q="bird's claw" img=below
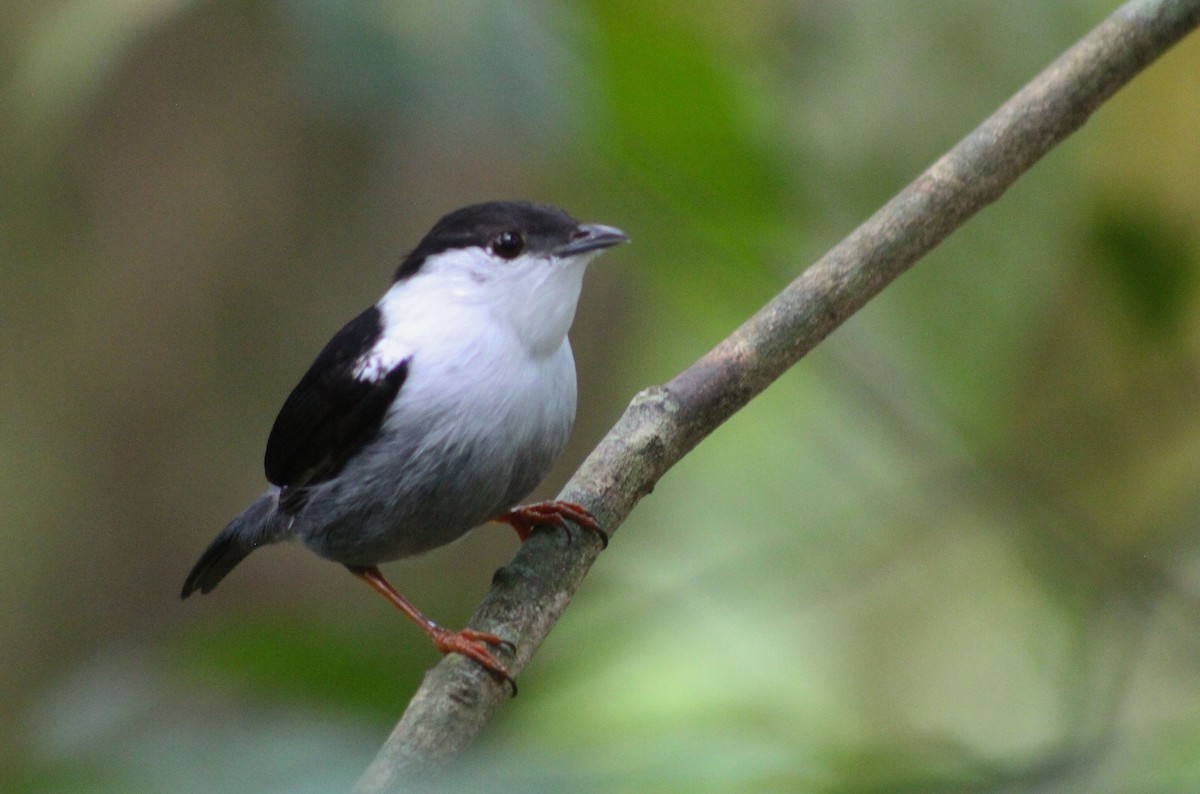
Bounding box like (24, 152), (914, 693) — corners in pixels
(496, 500), (609, 549)
(432, 626), (518, 696)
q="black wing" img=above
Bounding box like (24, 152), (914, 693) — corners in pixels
(264, 305), (409, 496)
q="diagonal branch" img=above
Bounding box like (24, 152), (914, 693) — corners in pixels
(356, 0), (1200, 789)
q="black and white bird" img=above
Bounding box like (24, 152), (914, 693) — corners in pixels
(181, 200), (627, 683)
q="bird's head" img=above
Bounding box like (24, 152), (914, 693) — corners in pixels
(395, 201), (627, 355)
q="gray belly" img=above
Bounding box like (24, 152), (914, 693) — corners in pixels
(291, 386), (573, 567)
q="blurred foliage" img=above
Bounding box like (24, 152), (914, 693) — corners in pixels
(5, 1), (1200, 792)
(1089, 200), (1197, 337)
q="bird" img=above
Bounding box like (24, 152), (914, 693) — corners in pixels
(181, 200), (627, 685)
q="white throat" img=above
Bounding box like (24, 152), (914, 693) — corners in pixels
(418, 246), (595, 357)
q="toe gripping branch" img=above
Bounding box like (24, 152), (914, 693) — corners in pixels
(494, 500), (609, 549)
(349, 565), (518, 695)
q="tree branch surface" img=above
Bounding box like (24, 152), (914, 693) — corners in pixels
(356, 1), (1200, 789)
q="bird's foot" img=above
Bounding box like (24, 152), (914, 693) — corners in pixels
(495, 500), (608, 549)
(431, 626), (517, 694)
(348, 565), (517, 694)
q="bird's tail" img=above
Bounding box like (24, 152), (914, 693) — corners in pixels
(180, 492), (285, 598)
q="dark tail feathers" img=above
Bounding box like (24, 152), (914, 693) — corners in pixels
(180, 493), (281, 598)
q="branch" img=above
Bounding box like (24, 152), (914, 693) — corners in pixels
(356, 0), (1200, 788)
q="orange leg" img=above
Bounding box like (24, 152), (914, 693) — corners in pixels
(494, 500), (608, 549)
(348, 565), (515, 692)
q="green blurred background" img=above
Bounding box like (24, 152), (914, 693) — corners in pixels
(5, 1), (1200, 791)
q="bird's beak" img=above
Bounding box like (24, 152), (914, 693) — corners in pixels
(556, 224), (629, 257)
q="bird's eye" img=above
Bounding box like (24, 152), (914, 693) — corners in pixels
(491, 231), (525, 260)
